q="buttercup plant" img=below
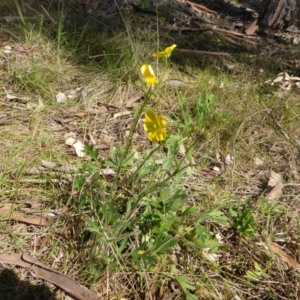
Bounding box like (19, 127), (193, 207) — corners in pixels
(75, 44), (219, 299)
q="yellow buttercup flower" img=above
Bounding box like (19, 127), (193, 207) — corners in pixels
(141, 64), (159, 86)
(144, 110), (167, 143)
(152, 44), (177, 58)
(141, 64), (155, 78)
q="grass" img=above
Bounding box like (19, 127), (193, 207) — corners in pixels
(1, 1), (300, 300)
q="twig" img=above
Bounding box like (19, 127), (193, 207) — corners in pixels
(177, 48), (231, 56)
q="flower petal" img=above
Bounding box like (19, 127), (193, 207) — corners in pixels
(143, 110), (167, 143)
(141, 64), (155, 78)
(145, 76), (159, 86)
(152, 44), (177, 58)
(145, 109), (157, 122)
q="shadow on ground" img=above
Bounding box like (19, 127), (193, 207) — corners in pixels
(0, 268), (54, 300)
(1, 0), (300, 76)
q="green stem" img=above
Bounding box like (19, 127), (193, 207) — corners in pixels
(131, 142), (162, 183)
(110, 88), (154, 194)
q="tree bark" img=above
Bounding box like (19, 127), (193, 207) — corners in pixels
(129, 0), (300, 31)
(258, 0), (300, 31)
(60, 0), (300, 35)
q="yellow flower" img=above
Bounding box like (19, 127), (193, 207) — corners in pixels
(144, 110), (167, 143)
(141, 64), (159, 86)
(152, 44), (177, 58)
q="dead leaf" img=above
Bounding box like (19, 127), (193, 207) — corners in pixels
(0, 254), (98, 300)
(73, 141), (85, 157)
(3, 45), (12, 54)
(64, 133), (86, 157)
(123, 90), (145, 108)
(273, 74), (284, 83)
(268, 171), (282, 187)
(264, 171), (284, 201)
(265, 182), (284, 200)
(0, 203), (50, 226)
(41, 160), (58, 169)
(267, 72), (300, 93)
(65, 137), (76, 146)
(66, 87), (82, 100)
(56, 92), (67, 103)
(266, 241), (300, 272)
(245, 19), (258, 35)
(225, 154), (234, 166)
(291, 76), (300, 81)
(254, 157), (263, 166)
(41, 160), (77, 173)
(163, 79), (184, 89)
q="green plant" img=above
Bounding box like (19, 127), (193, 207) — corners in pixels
(228, 201), (257, 239)
(70, 49), (230, 296)
(246, 262), (268, 282)
(177, 90), (217, 137)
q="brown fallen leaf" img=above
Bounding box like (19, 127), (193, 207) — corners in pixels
(265, 181), (284, 200)
(0, 254), (99, 300)
(268, 171), (282, 187)
(123, 90), (145, 108)
(264, 171), (284, 201)
(0, 203), (50, 226)
(266, 241), (300, 272)
(245, 19), (258, 35)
